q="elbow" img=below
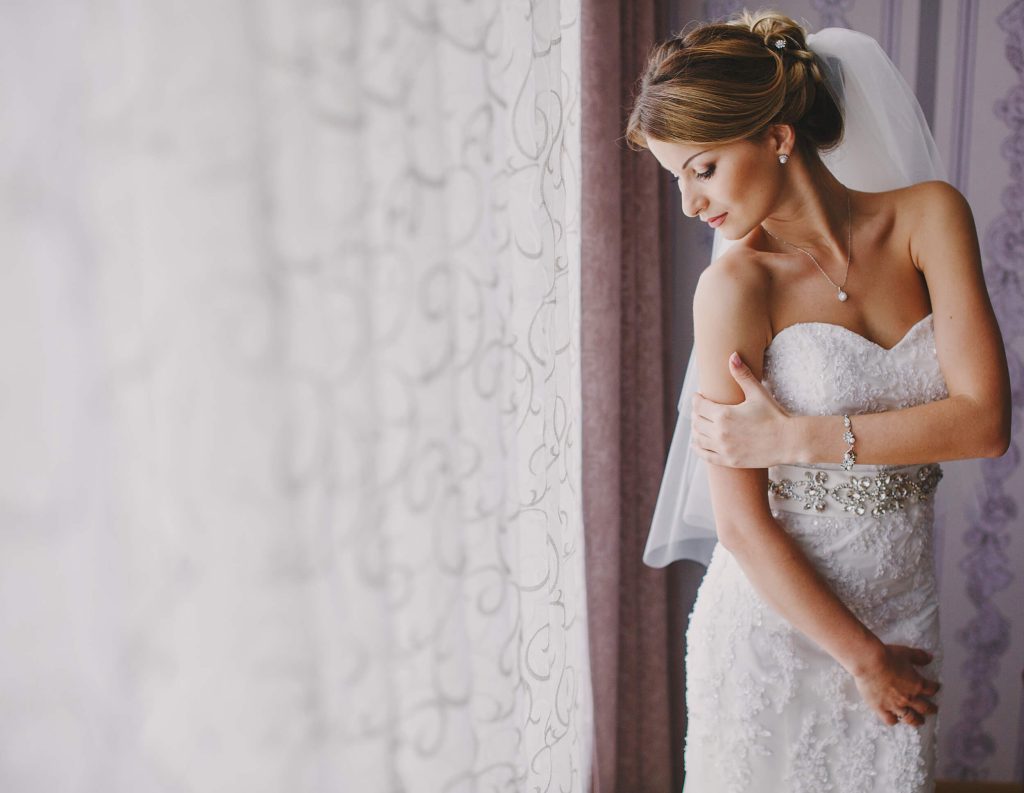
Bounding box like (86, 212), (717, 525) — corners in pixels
(717, 524), (741, 554)
(982, 399), (1012, 458)
(960, 392), (1012, 458)
(716, 518), (755, 556)
(984, 418), (1011, 458)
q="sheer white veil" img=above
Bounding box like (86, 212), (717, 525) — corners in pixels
(643, 27), (948, 568)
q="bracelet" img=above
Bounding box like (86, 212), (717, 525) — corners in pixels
(841, 414), (857, 471)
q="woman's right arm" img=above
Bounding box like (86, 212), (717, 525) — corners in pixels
(693, 258), (940, 727)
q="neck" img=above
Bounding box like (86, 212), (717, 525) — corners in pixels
(759, 153), (851, 260)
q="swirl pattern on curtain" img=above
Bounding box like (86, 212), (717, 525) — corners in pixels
(0, 1), (589, 790)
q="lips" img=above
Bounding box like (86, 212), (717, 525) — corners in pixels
(706, 212), (727, 227)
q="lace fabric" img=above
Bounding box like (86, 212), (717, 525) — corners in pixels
(681, 315), (946, 793)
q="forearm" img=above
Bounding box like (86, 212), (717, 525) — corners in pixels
(791, 394), (1009, 466)
(721, 515), (884, 676)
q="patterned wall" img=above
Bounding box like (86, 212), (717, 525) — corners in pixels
(665, 0), (1024, 782)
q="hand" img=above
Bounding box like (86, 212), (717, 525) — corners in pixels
(690, 351), (793, 468)
(852, 644), (941, 728)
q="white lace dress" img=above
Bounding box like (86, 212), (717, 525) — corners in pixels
(682, 313), (949, 793)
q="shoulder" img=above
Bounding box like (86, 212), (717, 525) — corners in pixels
(900, 179), (970, 217)
(868, 179), (968, 220)
(692, 247), (772, 376)
(899, 180), (977, 270)
(895, 180), (972, 231)
(694, 246), (771, 314)
(862, 180), (974, 272)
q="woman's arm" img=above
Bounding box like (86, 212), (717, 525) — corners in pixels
(692, 181), (1011, 469)
(692, 256), (939, 727)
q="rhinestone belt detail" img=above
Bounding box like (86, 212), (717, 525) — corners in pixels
(768, 463), (943, 517)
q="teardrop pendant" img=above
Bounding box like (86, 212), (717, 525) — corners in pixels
(837, 290), (849, 302)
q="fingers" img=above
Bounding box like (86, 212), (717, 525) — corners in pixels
(689, 435), (719, 463)
(908, 696), (939, 716)
(921, 679), (942, 697)
(895, 707), (924, 727)
(863, 644), (943, 729)
(728, 352), (757, 393)
(909, 648), (934, 666)
(894, 697), (937, 727)
(881, 706), (922, 728)
(886, 691), (939, 728)
(890, 644), (933, 665)
(728, 351), (751, 376)
(691, 392), (720, 422)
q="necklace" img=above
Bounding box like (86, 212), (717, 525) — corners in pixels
(761, 188), (852, 302)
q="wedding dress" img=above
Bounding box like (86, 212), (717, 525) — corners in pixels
(681, 313), (948, 793)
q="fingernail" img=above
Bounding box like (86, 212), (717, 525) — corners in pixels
(729, 352), (740, 366)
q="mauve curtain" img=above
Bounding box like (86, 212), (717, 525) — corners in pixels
(582, 1), (693, 791)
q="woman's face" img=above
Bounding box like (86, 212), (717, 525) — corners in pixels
(646, 134), (783, 240)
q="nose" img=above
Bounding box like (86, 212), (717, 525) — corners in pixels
(679, 183), (706, 219)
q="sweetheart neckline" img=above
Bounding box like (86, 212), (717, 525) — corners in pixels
(766, 312), (933, 354)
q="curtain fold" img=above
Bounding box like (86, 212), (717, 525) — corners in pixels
(581, 0), (688, 790)
(0, 1), (590, 790)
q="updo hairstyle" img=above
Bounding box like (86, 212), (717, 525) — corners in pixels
(624, 10), (843, 159)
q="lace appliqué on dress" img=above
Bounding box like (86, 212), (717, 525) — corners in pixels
(682, 315), (946, 793)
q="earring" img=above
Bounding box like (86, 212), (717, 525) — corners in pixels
(778, 153), (789, 164)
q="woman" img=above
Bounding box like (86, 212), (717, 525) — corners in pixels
(625, 10), (1010, 793)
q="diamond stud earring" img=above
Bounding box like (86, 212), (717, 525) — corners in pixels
(778, 153), (790, 164)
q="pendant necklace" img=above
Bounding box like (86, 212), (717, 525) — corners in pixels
(762, 187), (852, 302)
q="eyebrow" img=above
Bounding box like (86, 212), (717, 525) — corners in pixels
(680, 149), (711, 171)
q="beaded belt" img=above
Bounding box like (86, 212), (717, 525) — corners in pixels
(767, 462), (943, 518)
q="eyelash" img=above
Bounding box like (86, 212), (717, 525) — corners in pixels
(671, 165), (715, 183)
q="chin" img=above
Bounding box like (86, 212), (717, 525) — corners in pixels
(730, 222), (761, 242)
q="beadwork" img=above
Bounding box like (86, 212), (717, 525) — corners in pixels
(768, 464), (943, 517)
(841, 414), (857, 471)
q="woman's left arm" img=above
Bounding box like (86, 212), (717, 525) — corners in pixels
(692, 181), (1011, 468)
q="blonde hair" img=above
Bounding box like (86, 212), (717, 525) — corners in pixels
(624, 9), (843, 156)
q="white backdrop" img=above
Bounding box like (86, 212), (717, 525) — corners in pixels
(0, 1), (591, 790)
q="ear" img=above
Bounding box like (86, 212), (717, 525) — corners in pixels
(765, 123), (797, 157)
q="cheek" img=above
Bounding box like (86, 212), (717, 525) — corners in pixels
(714, 168), (751, 203)
(723, 168), (775, 213)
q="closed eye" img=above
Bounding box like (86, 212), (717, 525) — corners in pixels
(695, 165), (715, 181)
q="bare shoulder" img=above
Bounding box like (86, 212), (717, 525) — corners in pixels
(898, 180), (978, 271)
(857, 180), (975, 274)
(868, 179), (968, 218)
(694, 245), (771, 313)
(908, 180), (974, 230)
(692, 246), (772, 383)
(898, 179), (970, 217)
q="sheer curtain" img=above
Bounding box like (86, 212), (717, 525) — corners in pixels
(0, 1), (590, 790)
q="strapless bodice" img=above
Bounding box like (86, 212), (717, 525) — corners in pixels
(762, 313), (948, 416)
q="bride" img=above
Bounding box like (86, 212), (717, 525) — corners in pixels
(625, 10), (1010, 793)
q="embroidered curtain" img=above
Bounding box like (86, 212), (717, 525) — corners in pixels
(0, 1), (590, 789)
